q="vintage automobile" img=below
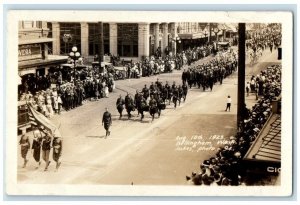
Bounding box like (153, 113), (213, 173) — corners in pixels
(217, 41), (230, 51)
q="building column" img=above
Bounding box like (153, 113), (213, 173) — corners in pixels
(52, 22), (60, 55)
(80, 22), (89, 58)
(109, 22), (118, 56)
(42, 43), (48, 59)
(154, 23), (160, 51)
(138, 23), (150, 60)
(161, 23), (169, 57)
(170, 23), (177, 55)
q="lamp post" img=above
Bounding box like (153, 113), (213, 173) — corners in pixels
(222, 28), (226, 42)
(69, 46), (81, 81)
(204, 30), (208, 44)
(175, 36), (181, 54)
(211, 27), (220, 42)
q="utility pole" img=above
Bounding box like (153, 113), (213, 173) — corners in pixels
(98, 22), (104, 72)
(237, 23), (246, 128)
(208, 23), (211, 43)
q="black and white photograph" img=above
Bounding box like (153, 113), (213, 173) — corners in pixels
(5, 10), (293, 196)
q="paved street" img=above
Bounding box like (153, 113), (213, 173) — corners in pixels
(17, 48), (280, 185)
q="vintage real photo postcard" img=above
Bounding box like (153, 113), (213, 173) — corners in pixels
(5, 10), (293, 196)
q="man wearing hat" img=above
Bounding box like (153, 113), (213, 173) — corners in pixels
(52, 137), (62, 171)
(19, 134), (30, 168)
(102, 108), (112, 137)
(31, 127), (43, 168)
(41, 132), (52, 171)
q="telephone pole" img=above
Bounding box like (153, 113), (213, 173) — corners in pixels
(237, 23), (246, 128)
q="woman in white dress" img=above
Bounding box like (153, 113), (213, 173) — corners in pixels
(46, 95), (54, 117)
(104, 84), (109, 98)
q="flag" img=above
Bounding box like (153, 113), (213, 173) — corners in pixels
(27, 102), (62, 138)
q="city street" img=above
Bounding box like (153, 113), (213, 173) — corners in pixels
(17, 48), (280, 185)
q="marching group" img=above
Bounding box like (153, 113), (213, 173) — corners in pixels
(115, 49), (236, 123)
(181, 50), (237, 91)
(19, 126), (62, 171)
(115, 80), (189, 122)
(246, 24), (282, 64)
(186, 64), (282, 186)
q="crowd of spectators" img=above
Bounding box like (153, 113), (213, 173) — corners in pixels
(109, 44), (214, 79)
(19, 44), (216, 118)
(186, 64), (282, 186)
(246, 24), (282, 62)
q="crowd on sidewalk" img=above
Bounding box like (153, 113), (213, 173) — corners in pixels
(18, 43), (216, 118)
(186, 64), (282, 186)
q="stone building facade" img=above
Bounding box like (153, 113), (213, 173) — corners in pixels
(49, 22), (223, 63)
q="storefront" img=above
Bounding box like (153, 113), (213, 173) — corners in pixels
(18, 39), (68, 94)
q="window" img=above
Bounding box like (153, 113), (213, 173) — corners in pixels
(60, 23), (81, 55)
(117, 23), (138, 57)
(23, 21), (34, 29)
(88, 23), (110, 56)
(36, 21), (43, 29)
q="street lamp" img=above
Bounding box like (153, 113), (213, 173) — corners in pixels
(69, 46), (81, 80)
(211, 27), (220, 42)
(204, 30), (208, 44)
(174, 36), (181, 54)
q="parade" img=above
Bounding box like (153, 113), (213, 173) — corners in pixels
(15, 20), (284, 188)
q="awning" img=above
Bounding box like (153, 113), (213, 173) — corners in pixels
(178, 33), (193, 39)
(19, 55), (68, 69)
(19, 38), (54, 45)
(19, 67), (36, 76)
(178, 32), (218, 40)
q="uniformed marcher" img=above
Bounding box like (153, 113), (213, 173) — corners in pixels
(178, 85), (183, 106)
(116, 95), (125, 119)
(52, 137), (62, 171)
(125, 94), (134, 119)
(142, 84), (150, 100)
(19, 134), (30, 168)
(140, 96), (148, 121)
(149, 95), (158, 121)
(172, 86), (179, 108)
(102, 108), (112, 137)
(157, 95), (165, 117)
(182, 83), (188, 102)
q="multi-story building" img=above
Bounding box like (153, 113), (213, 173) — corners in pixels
(49, 22), (229, 63)
(18, 21), (68, 79)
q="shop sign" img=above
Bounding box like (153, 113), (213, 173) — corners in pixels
(18, 44), (42, 61)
